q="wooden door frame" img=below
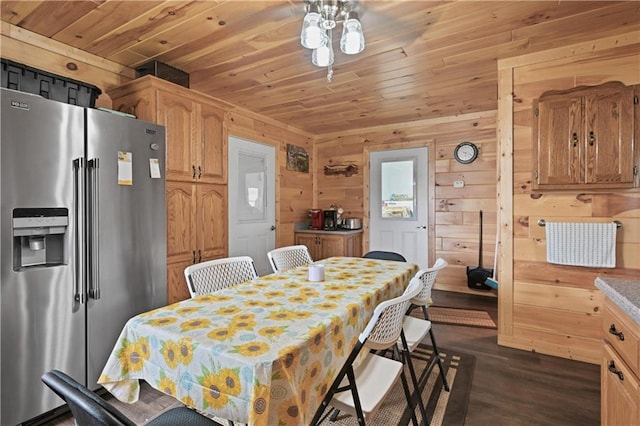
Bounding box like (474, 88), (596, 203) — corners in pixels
(495, 31), (638, 343)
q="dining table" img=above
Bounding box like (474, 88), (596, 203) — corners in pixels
(98, 256), (419, 425)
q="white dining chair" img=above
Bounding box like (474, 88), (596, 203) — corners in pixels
(311, 278), (424, 426)
(403, 258), (450, 392)
(183, 256), (258, 298)
(267, 245), (313, 273)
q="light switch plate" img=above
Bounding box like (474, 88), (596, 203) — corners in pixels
(453, 180), (465, 188)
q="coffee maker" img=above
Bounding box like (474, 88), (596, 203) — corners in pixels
(323, 210), (338, 230)
(309, 209), (323, 230)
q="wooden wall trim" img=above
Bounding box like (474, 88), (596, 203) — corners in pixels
(498, 30), (640, 70)
(496, 66), (514, 337)
(1, 21), (134, 78)
(316, 110), (497, 140)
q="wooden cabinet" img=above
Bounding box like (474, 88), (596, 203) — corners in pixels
(110, 77), (229, 304)
(166, 181), (227, 303)
(295, 231), (362, 260)
(601, 299), (640, 426)
(533, 81), (637, 190)
(110, 76), (227, 184)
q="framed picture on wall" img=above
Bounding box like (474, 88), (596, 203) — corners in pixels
(286, 143), (309, 173)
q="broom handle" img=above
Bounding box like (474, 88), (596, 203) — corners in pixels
(479, 210), (483, 268)
(492, 225), (499, 279)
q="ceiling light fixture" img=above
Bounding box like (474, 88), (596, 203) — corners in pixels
(300, 0), (365, 83)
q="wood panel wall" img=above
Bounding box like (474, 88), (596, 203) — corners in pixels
(497, 32), (640, 364)
(314, 111), (498, 295)
(1, 25), (313, 250)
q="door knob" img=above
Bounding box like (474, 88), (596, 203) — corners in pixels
(270, 225), (276, 231)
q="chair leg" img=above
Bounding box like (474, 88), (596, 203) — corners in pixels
(421, 306), (450, 392)
(399, 331), (429, 426)
(344, 366), (367, 426)
(393, 346), (420, 426)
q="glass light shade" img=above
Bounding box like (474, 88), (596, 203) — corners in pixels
(300, 12), (327, 49)
(312, 44), (334, 67)
(340, 18), (365, 54)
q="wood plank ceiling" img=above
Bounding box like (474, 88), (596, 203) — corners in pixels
(1, 1), (637, 135)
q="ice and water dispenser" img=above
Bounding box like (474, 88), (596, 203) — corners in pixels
(12, 208), (68, 270)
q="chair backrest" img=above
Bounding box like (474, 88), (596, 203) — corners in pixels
(267, 245), (313, 273)
(359, 278), (423, 350)
(184, 256), (258, 298)
(41, 370), (135, 426)
(411, 257), (448, 307)
(362, 251), (407, 262)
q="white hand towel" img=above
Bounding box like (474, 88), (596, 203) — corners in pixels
(545, 222), (617, 268)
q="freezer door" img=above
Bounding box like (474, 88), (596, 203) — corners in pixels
(85, 109), (167, 388)
(1, 88), (86, 425)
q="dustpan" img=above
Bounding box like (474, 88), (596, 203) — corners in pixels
(467, 210), (493, 291)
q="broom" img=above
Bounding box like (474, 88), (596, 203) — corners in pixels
(485, 224), (499, 289)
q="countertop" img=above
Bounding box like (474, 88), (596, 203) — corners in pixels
(295, 228), (363, 235)
(595, 277), (640, 325)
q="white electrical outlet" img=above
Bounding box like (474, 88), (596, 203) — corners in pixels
(453, 180), (465, 188)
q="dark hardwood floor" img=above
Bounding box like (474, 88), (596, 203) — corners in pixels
(43, 290), (600, 425)
(431, 289), (600, 426)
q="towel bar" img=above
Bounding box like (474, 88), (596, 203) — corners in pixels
(537, 219), (622, 228)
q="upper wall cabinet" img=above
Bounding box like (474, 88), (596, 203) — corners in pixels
(533, 81), (637, 190)
(109, 76), (227, 184)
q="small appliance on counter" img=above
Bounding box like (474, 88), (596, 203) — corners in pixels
(342, 217), (362, 230)
(324, 210), (338, 230)
(309, 209), (323, 230)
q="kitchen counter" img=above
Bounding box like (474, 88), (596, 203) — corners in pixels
(295, 228), (363, 235)
(595, 277), (640, 325)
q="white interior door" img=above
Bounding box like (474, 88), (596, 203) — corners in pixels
(369, 147), (429, 268)
(228, 136), (276, 275)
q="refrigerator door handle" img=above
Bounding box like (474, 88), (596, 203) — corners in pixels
(73, 158), (85, 304)
(88, 158), (100, 300)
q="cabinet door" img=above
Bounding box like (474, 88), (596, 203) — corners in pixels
(199, 102), (227, 184)
(320, 235), (345, 259)
(602, 344), (639, 426)
(157, 91), (198, 182)
(196, 183), (227, 260)
(167, 260), (192, 304)
(344, 234), (363, 257)
(584, 85), (634, 185)
(296, 234), (321, 261)
(534, 95), (583, 187)
(166, 181), (196, 264)
(110, 88), (156, 121)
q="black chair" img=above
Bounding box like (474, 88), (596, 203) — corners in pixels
(41, 370), (223, 426)
(363, 250), (407, 262)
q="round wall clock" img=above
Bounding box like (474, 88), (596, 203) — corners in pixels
(454, 142), (478, 164)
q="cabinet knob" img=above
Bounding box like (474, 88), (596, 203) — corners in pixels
(192, 165), (197, 179)
(607, 360), (624, 381)
(198, 166), (202, 178)
(572, 132), (578, 147)
(192, 250), (197, 263)
(608, 324), (625, 341)
(589, 131), (595, 146)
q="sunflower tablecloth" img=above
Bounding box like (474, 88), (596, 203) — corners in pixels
(98, 257), (418, 425)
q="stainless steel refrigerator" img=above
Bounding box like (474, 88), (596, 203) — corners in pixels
(0, 88), (167, 425)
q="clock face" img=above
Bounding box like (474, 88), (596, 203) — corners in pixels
(454, 142), (478, 164)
